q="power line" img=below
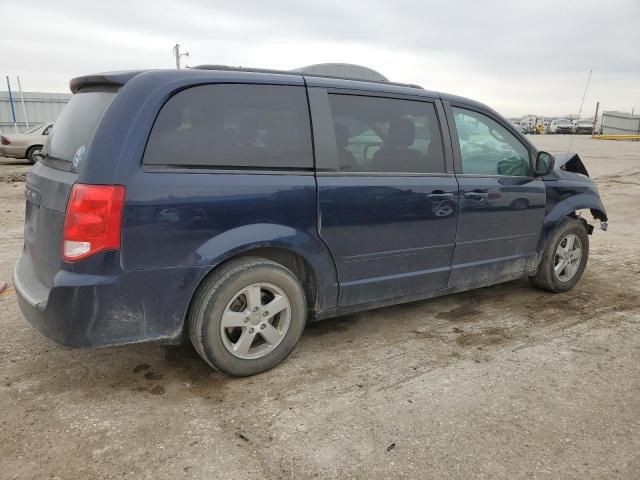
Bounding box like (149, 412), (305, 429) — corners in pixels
(567, 69), (592, 154)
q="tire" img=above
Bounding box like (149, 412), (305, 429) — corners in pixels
(530, 217), (589, 293)
(188, 257), (307, 376)
(26, 145), (43, 164)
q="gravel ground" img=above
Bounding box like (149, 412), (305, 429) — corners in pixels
(1, 135), (639, 479)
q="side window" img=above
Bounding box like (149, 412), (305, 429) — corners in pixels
(42, 125), (52, 136)
(328, 94), (445, 173)
(143, 84), (313, 169)
(452, 107), (530, 176)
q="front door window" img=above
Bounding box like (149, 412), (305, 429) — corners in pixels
(453, 107), (530, 177)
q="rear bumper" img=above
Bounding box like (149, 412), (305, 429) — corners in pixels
(14, 251), (203, 348)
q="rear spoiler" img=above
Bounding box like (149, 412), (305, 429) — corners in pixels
(69, 70), (147, 94)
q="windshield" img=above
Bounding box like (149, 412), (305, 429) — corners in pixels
(22, 123), (45, 134)
(41, 91), (115, 171)
(556, 119), (571, 125)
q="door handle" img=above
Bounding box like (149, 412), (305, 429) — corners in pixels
(427, 192), (454, 200)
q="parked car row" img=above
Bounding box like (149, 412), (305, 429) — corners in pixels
(514, 118), (594, 135)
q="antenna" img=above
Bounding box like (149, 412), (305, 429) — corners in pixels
(567, 69), (592, 154)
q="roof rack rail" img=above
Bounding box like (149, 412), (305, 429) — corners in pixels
(191, 64), (424, 90)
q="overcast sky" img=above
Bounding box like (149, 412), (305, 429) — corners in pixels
(2, 0), (638, 117)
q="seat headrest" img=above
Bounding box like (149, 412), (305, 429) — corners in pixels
(386, 118), (415, 148)
(334, 123), (349, 149)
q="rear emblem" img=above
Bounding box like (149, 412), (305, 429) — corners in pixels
(73, 145), (86, 169)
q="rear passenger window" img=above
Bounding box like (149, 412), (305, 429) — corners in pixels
(328, 94), (445, 173)
(143, 84), (313, 169)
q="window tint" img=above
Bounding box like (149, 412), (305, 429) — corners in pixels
(452, 107), (530, 176)
(328, 94), (445, 173)
(143, 84), (313, 169)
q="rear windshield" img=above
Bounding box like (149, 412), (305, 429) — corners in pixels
(22, 123), (45, 134)
(41, 91), (115, 171)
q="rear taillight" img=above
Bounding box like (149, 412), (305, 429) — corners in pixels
(1, 136), (10, 145)
(62, 184), (125, 262)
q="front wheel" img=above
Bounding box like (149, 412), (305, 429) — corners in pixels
(188, 257), (307, 376)
(531, 218), (589, 292)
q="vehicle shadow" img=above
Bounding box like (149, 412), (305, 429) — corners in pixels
(16, 270), (637, 404)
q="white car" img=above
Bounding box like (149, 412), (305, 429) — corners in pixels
(573, 119), (593, 135)
(549, 119), (573, 134)
(0, 123), (53, 163)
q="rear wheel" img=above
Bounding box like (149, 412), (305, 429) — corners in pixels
(531, 218), (589, 292)
(188, 257), (307, 376)
(26, 145), (43, 164)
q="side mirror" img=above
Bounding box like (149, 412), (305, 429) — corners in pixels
(535, 151), (555, 176)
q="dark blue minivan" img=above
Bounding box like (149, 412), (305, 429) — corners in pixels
(14, 66), (607, 376)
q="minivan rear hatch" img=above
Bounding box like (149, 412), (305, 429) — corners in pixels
(23, 90), (115, 287)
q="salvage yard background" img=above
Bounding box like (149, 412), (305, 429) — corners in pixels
(1, 135), (639, 479)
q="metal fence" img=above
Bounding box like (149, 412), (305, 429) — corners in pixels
(0, 91), (71, 134)
(601, 111), (640, 135)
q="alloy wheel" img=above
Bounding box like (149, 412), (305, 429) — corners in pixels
(553, 233), (583, 282)
(219, 283), (291, 359)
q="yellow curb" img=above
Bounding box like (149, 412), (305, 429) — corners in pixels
(592, 135), (640, 141)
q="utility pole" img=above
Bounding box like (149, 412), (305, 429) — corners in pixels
(16, 76), (29, 128)
(5, 76), (18, 132)
(172, 43), (189, 69)
(592, 101), (599, 136)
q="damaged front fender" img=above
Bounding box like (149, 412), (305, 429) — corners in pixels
(551, 152), (590, 177)
(544, 152), (608, 221)
(536, 152), (608, 251)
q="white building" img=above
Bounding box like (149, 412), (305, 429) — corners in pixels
(0, 91), (71, 134)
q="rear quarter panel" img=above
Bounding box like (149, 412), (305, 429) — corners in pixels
(120, 169), (339, 313)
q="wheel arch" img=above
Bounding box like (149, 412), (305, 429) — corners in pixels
(538, 199), (606, 253)
(214, 246), (320, 310)
(180, 225), (339, 339)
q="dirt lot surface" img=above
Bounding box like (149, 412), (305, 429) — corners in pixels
(1, 136), (639, 479)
